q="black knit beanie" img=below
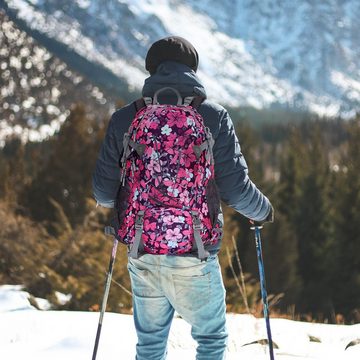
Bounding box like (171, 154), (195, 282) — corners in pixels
(145, 36), (199, 75)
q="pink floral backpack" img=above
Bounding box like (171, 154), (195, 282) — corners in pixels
(114, 87), (221, 260)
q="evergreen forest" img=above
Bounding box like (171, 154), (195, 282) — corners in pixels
(1, 104), (360, 324)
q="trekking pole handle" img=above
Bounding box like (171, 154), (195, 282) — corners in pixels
(249, 219), (263, 230)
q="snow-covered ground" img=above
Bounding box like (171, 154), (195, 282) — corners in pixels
(1, 285), (359, 360)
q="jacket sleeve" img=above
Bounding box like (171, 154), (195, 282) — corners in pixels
(213, 109), (271, 222)
(92, 116), (122, 208)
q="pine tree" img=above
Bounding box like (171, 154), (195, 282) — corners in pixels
(277, 128), (304, 219)
(288, 125), (334, 319)
(330, 119), (360, 321)
(0, 137), (26, 205)
(22, 104), (102, 228)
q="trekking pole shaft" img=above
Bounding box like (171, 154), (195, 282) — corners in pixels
(254, 226), (275, 360)
(92, 238), (119, 360)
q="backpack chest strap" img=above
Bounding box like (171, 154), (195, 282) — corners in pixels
(193, 127), (215, 164)
(122, 133), (146, 157)
(193, 142), (208, 159)
(120, 133), (147, 184)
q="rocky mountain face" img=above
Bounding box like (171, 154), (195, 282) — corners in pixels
(1, 0), (360, 137)
(0, 10), (118, 145)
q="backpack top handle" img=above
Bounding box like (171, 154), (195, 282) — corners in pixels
(138, 87), (204, 111)
(152, 87), (183, 105)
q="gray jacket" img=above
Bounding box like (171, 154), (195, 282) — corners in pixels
(92, 61), (272, 253)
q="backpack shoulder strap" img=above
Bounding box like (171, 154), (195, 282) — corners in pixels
(133, 98), (146, 112)
(190, 96), (205, 110)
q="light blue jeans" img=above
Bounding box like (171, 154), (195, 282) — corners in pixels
(127, 254), (227, 360)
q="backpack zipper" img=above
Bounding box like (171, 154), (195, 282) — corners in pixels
(148, 194), (185, 210)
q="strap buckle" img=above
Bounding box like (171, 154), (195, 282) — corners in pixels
(191, 211), (209, 261)
(135, 211), (145, 229)
(191, 211), (202, 230)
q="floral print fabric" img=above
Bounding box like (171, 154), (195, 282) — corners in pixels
(117, 104), (221, 255)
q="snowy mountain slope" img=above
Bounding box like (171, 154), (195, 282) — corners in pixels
(2, 0), (360, 117)
(0, 10), (116, 145)
(1, 285), (360, 360)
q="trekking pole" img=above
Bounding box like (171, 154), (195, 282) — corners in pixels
(251, 223), (275, 360)
(92, 227), (118, 360)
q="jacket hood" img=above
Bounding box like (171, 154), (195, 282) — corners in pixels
(145, 36), (199, 75)
(142, 61), (207, 99)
